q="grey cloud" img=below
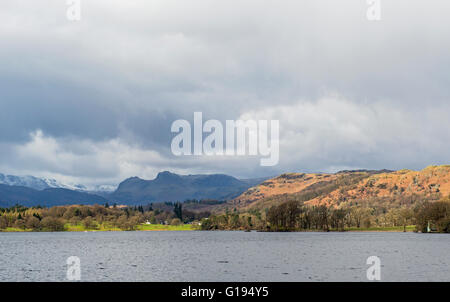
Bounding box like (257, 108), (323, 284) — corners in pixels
(0, 0), (449, 185)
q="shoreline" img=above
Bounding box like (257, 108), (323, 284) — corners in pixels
(0, 226), (419, 233)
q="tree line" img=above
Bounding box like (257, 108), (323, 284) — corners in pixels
(2, 197), (449, 233)
(201, 196), (450, 233)
(0, 202), (209, 232)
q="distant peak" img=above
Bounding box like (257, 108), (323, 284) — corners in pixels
(120, 176), (143, 184)
(156, 171), (177, 177)
(155, 171), (182, 183)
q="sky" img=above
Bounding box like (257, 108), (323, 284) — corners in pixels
(0, 0), (449, 188)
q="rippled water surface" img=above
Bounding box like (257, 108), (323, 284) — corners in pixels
(0, 231), (449, 281)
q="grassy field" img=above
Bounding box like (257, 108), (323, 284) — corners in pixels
(345, 225), (416, 232)
(1, 224), (414, 232)
(0, 223), (197, 232)
(63, 223), (196, 232)
(137, 224), (196, 231)
(1, 227), (32, 232)
(64, 223), (122, 232)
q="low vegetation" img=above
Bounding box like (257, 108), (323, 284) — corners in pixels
(0, 203), (202, 232)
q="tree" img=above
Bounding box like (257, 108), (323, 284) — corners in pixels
(170, 218), (182, 226)
(116, 215), (139, 231)
(173, 202), (183, 220)
(350, 207), (372, 228)
(331, 208), (347, 231)
(230, 213), (241, 229)
(25, 216), (41, 231)
(14, 218), (26, 230)
(41, 217), (65, 232)
(398, 208), (413, 232)
(316, 205), (330, 231)
(82, 216), (96, 230)
(0, 216), (8, 229)
(414, 200), (450, 233)
(247, 216), (253, 228)
(286, 200), (301, 230)
(267, 200), (301, 231)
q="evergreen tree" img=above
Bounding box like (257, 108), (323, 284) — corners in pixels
(173, 202), (182, 220)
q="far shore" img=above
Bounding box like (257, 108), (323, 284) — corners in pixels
(0, 225), (418, 233)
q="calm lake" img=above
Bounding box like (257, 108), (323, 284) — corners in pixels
(0, 231), (449, 282)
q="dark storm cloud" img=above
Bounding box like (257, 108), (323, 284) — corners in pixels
(0, 0), (449, 186)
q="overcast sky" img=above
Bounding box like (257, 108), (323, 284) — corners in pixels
(1, 0), (449, 187)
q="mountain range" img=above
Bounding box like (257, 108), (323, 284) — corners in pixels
(0, 173), (115, 192)
(110, 171), (267, 204)
(0, 173), (85, 191)
(0, 171), (268, 207)
(2, 166), (449, 209)
(0, 184), (107, 207)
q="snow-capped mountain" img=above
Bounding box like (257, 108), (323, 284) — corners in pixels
(0, 173), (115, 192)
(0, 173), (53, 190)
(91, 184), (117, 192)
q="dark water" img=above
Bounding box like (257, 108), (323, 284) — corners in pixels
(0, 231), (449, 282)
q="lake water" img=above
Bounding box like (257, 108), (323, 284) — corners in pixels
(0, 231), (449, 282)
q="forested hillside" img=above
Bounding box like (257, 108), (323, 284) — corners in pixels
(202, 166), (450, 232)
